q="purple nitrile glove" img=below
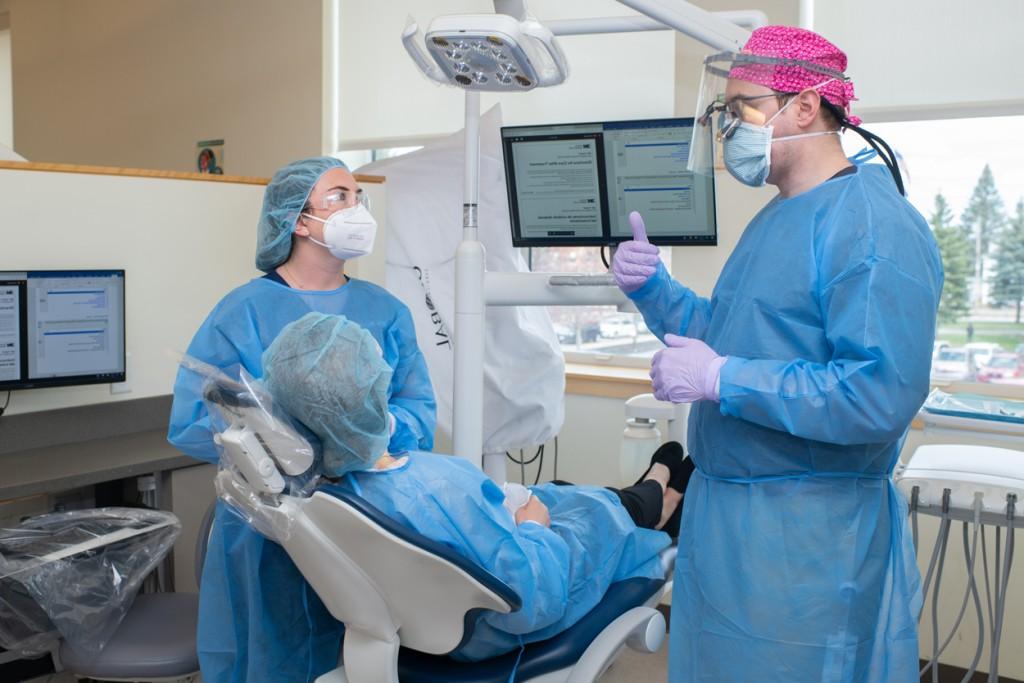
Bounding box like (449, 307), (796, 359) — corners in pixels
(650, 334), (728, 403)
(612, 211), (661, 294)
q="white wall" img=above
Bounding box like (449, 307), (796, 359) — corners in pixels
(0, 168), (263, 415)
(337, 0), (676, 148)
(813, 0), (1024, 120)
(0, 168), (387, 416)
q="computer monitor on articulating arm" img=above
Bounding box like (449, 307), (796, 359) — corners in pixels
(501, 117), (717, 248)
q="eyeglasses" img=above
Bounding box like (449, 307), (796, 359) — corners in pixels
(307, 188), (370, 213)
(698, 93), (780, 141)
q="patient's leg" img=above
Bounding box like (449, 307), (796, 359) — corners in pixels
(610, 443), (695, 536)
(611, 479), (664, 530)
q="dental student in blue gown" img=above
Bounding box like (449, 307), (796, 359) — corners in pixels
(168, 157), (436, 682)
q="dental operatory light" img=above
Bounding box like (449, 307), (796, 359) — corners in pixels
(403, 13), (568, 91)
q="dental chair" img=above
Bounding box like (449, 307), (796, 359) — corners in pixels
(205, 378), (673, 683)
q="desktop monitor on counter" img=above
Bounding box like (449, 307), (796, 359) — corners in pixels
(0, 270), (126, 390)
(501, 117), (717, 248)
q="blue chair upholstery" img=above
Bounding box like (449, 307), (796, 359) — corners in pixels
(397, 577), (664, 683)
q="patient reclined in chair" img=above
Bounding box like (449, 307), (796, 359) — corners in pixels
(200, 312), (685, 672)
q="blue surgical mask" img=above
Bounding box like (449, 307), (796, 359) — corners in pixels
(723, 121), (775, 187)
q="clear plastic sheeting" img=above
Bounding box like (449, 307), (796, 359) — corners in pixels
(185, 354), (318, 542)
(0, 507), (180, 656)
(923, 389), (1024, 424)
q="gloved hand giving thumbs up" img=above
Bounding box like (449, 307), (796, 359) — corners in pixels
(611, 211), (661, 293)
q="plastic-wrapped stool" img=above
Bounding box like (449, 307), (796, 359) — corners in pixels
(0, 506), (201, 681)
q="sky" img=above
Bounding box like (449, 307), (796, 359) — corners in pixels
(840, 115), (1024, 223)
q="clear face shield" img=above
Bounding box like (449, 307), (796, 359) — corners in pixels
(687, 51), (849, 177)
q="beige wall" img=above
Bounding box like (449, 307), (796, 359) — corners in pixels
(2, 0), (322, 177)
(0, 12), (11, 149)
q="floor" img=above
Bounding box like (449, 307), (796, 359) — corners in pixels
(25, 647), (668, 682)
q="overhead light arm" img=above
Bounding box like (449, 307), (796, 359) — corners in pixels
(493, 0), (529, 22)
(545, 10), (766, 37)
(614, 0), (751, 50)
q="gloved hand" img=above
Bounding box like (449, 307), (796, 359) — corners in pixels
(612, 211), (661, 293)
(650, 334), (728, 403)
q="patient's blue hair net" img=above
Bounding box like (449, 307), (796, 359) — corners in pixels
(261, 312), (392, 477)
(255, 156), (349, 272)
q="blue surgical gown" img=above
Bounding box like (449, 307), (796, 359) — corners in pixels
(168, 277), (436, 683)
(328, 452), (670, 661)
(629, 166), (942, 682)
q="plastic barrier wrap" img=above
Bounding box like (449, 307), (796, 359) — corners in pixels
(0, 507), (180, 656)
(923, 388), (1024, 424)
(183, 355), (319, 543)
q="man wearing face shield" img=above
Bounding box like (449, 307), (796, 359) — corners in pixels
(611, 26), (943, 682)
(168, 157), (436, 682)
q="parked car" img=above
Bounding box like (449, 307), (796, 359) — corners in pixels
(932, 339), (951, 359)
(964, 342), (1003, 371)
(599, 315), (639, 338)
(930, 347), (972, 382)
(578, 321), (601, 343)
(552, 323), (576, 345)
(977, 353), (1024, 383)
(552, 321), (601, 345)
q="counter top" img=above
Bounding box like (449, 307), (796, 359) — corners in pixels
(0, 429), (197, 501)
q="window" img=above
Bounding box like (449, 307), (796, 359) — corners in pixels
(529, 246), (669, 366)
(0, 17), (13, 150)
(343, 145), (669, 366)
(844, 115), (1024, 386)
(337, 146), (422, 171)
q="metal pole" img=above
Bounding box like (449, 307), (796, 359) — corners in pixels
(546, 11), (765, 36)
(453, 90), (487, 473)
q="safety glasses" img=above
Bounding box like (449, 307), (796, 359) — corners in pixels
(309, 188), (370, 212)
(698, 93), (778, 141)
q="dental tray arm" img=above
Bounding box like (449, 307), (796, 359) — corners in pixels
(202, 375), (316, 497)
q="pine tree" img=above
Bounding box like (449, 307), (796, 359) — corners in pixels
(990, 199), (1024, 323)
(931, 193), (972, 324)
(961, 164), (1007, 305)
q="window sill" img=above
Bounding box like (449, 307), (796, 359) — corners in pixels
(564, 369), (1024, 421)
(565, 363), (652, 399)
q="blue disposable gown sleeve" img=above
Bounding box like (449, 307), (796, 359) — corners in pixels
(167, 315), (249, 464)
(478, 522), (573, 634)
(627, 262), (713, 341)
(386, 304), (436, 453)
(719, 256), (939, 445)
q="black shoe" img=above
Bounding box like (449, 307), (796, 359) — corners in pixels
(633, 441), (687, 490)
(637, 442), (694, 539)
(669, 453), (696, 495)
